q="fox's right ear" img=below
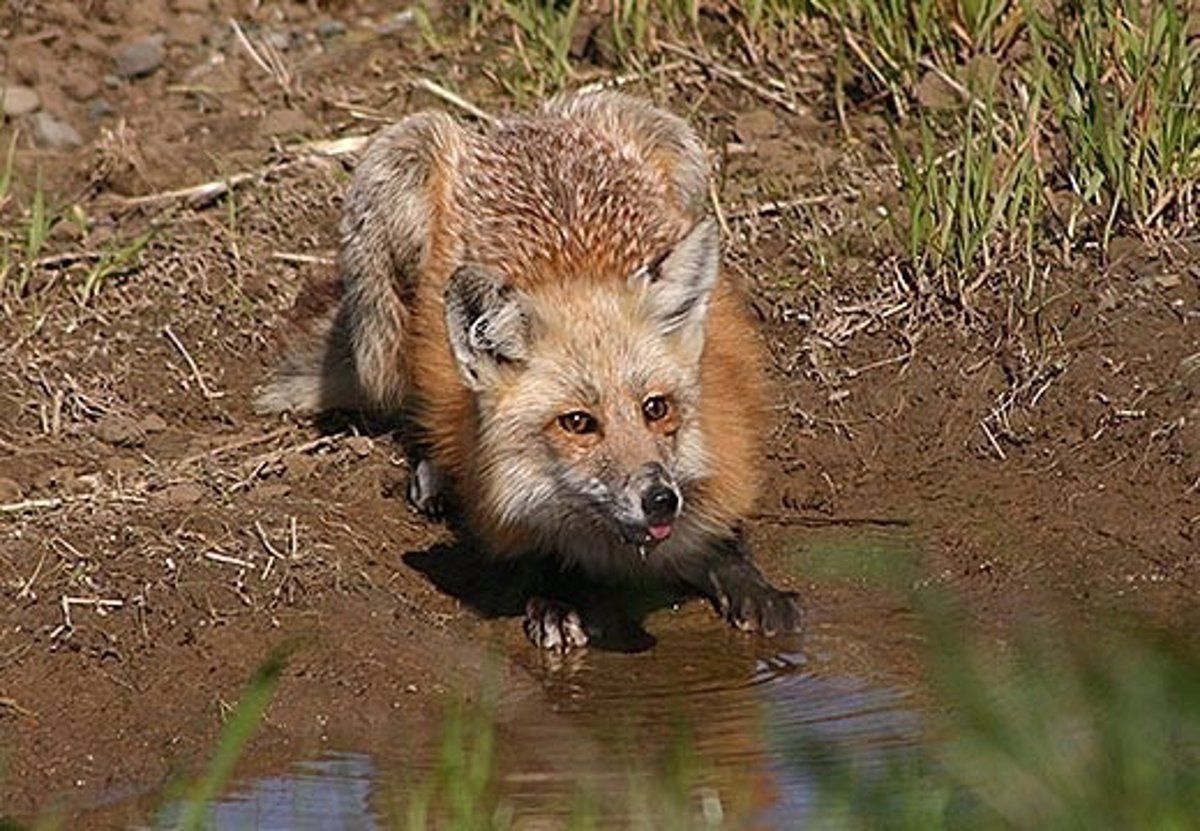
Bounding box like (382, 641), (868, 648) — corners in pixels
(444, 266), (531, 391)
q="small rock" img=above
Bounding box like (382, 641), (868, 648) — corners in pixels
(69, 473), (104, 495)
(316, 20), (347, 39)
(915, 69), (961, 111)
(345, 435), (373, 458)
(263, 30), (293, 51)
(30, 112), (82, 150)
(157, 483), (205, 505)
(92, 414), (145, 447)
(1155, 273), (1182, 290)
(375, 11), (415, 36)
(114, 35), (166, 79)
(0, 477), (23, 503)
(140, 413), (169, 433)
(1, 83), (40, 116)
(734, 108), (779, 142)
(88, 98), (116, 122)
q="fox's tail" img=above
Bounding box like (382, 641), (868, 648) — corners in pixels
(253, 278), (370, 416)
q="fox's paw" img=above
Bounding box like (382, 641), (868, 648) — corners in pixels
(711, 576), (803, 637)
(407, 459), (446, 519)
(523, 597), (589, 652)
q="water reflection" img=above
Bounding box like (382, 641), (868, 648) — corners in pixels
(155, 753), (380, 831)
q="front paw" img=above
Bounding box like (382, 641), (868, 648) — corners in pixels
(523, 597), (589, 651)
(407, 458), (446, 519)
(711, 576), (803, 637)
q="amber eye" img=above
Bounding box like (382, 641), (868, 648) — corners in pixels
(642, 395), (670, 422)
(558, 411), (598, 435)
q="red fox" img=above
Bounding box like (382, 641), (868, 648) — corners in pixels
(257, 92), (801, 650)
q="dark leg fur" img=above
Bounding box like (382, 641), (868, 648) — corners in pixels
(694, 533), (803, 636)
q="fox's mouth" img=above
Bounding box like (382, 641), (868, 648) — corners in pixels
(616, 520), (674, 551)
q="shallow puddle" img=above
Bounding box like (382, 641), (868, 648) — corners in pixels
(150, 599), (922, 829)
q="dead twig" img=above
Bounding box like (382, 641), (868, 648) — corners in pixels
(177, 425), (294, 467)
(574, 60), (689, 96)
(272, 251), (336, 267)
(728, 192), (857, 221)
(230, 18), (298, 98)
(163, 325), (225, 401)
(660, 41), (802, 116)
(205, 551), (254, 570)
(411, 78), (496, 125)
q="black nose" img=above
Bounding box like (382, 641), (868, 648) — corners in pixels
(642, 485), (679, 523)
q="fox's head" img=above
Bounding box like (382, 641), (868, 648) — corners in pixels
(444, 219), (721, 554)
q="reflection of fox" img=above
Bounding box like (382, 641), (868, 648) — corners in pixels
(257, 92), (801, 649)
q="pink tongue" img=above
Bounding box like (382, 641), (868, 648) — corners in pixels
(648, 524), (673, 541)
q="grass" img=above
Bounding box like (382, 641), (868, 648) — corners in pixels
(891, 97), (1044, 308)
(1031, 0), (1199, 242)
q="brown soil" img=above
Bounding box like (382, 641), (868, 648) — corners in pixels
(1, 1), (1196, 824)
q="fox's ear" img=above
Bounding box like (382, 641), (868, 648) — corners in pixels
(444, 266), (531, 390)
(634, 218), (720, 356)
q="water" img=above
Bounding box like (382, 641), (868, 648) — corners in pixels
(152, 601), (923, 829)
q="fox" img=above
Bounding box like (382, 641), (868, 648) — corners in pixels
(256, 91), (802, 650)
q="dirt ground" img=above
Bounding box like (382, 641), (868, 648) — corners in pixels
(1, 0), (1196, 823)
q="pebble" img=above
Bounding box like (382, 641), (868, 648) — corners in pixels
(316, 20), (347, 39)
(1, 83), (40, 116)
(345, 435), (373, 458)
(92, 414), (145, 447)
(734, 108), (779, 142)
(114, 35), (166, 79)
(140, 413), (169, 433)
(88, 98), (116, 121)
(915, 69), (960, 110)
(30, 112), (82, 150)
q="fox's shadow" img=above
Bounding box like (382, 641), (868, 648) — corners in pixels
(403, 532), (682, 654)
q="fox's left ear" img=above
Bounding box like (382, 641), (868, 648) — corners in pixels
(634, 218), (720, 357)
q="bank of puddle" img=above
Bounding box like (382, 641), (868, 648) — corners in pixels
(148, 601), (922, 829)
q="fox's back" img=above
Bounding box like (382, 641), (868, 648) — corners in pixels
(447, 117), (692, 291)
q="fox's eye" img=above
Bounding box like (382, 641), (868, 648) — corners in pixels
(642, 395), (670, 422)
(558, 411), (598, 435)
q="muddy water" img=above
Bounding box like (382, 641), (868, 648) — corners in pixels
(149, 591), (923, 829)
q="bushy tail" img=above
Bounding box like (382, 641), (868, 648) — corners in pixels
(253, 285), (370, 416)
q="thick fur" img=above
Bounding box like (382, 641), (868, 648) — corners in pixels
(258, 92), (789, 635)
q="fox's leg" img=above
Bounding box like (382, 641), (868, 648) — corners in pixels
(406, 458), (446, 519)
(697, 534), (803, 637)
